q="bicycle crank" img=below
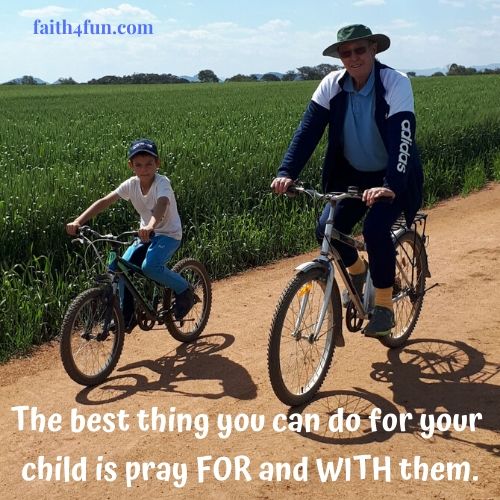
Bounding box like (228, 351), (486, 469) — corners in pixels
(136, 307), (155, 331)
(346, 302), (363, 332)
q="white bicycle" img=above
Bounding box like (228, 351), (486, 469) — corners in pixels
(267, 186), (432, 406)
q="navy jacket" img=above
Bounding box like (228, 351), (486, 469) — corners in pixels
(278, 60), (423, 225)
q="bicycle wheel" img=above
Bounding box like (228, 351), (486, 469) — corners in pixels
(268, 267), (342, 406)
(164, 258), (212, 342)
(380, 230), (427, 348)
(60, 287), (125, 386)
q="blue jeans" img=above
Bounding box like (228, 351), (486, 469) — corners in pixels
(117, 235), (189, 324)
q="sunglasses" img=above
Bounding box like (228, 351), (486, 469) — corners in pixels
(338, 45), (370, 59)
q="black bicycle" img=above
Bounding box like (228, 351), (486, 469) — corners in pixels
(268, 186), (432, 406)
(60, 226), (212, 386)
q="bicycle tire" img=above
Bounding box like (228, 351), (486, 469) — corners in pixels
(60, 287), (125, 386)
(268, 267), (342, 406)
(164, 258), (212, 342)
(380, 230), (427, 348)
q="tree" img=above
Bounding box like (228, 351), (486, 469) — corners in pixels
(225, 74), (257, 82)
(21, 75), (37, 85)
(431, 71), (445, 77)
(197, 69), (219, 83)
(315, 64), (340, 78)
(88, 73), (189, 84)
(407, 71), (416, 78)
(58, 77), (78, 84)
(297, 66), (321, 80)
(282, 70), (298, 81)
(296, 64), (340, 81)
(447, 63), (477, 76)
(261, 73), (281, 82)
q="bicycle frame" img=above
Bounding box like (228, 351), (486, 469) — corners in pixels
(290, 186), (428, 340)
(108, 255), (171, 323)
(292, 194), (368, 343)
(75, 227), (170, 325)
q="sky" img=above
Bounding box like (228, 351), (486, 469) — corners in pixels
(1, 0), (500, 83)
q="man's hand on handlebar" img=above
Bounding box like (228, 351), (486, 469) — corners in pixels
(271, 177), (294, 194)
(362, 187), (395, 207)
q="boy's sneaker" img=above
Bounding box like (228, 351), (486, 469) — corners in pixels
(124, 317), (138, 333)
(107, 316), (137, 333)
(174, 287), (195, 320)
(341, 266), (367, 307)
(362, 306), (395, 337)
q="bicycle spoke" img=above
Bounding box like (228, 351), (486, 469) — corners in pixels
(60, 288), (124, 386)
(381, 230), (427, 347)
(269, 270), (339, 404)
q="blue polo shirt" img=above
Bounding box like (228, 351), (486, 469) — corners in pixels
(342, 67), (388, 172)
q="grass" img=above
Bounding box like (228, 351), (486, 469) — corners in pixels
(1, 75), (500, 360)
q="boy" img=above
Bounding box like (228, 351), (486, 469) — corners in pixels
(66, 138), (194, 330)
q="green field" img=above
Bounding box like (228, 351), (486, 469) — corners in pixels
(1, 76), (500, 359)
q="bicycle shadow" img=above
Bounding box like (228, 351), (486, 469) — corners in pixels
(370, 338), (500, 454)
(285, 339), (499, 453)
(287, 388), (400, 445)
(75, 333), (257, 405)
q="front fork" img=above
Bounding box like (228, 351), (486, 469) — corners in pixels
(293, 260), (335, 342)
(95, 275), (119, 340)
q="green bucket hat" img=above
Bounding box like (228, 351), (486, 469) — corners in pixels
(323, 24), (390, 58)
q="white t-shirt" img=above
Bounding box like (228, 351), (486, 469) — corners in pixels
(114, 174), (182, 240)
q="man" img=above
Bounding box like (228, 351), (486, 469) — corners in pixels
(271, 24), (423, 337)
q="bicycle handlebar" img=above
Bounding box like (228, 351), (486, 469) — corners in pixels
(286, 185), (363, 202)
(71, 226), (148, 269)
(286, 184), (394, 204)
(76, 226), (149, 244)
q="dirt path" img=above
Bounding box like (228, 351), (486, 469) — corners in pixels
(1, 184), (499, 500)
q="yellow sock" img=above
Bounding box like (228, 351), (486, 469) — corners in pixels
(348, 257), (366, 276)
(375, 287), (393, 310)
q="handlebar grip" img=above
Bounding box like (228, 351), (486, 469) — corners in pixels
(131, 230), (156, 239)
(347, 186), (362, 196)
(76, 225), (90, 235)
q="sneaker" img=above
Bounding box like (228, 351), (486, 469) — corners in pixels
(106, 319), (117, 332)
(362, 306), (395, 337)
(341, 265), (367, 308)
(107, 317), (137, 333)
(174, 287), (195, 320)
(124, 317), (137, 333)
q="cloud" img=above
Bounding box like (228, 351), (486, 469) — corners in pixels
(478, 0), (500, 8)
(385, 19), (417, 29)
(439, 0), (465, 7)
(19, 5), (72, 18)
(162, 19), (291, 45)
(395, 33), (443, 45)
(202, 22), (242, 32)
(353, 0), (386, 6)
(85, 3), (157, 23)
(7, 13), (500, 82)
(259, 19), (291, 31)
